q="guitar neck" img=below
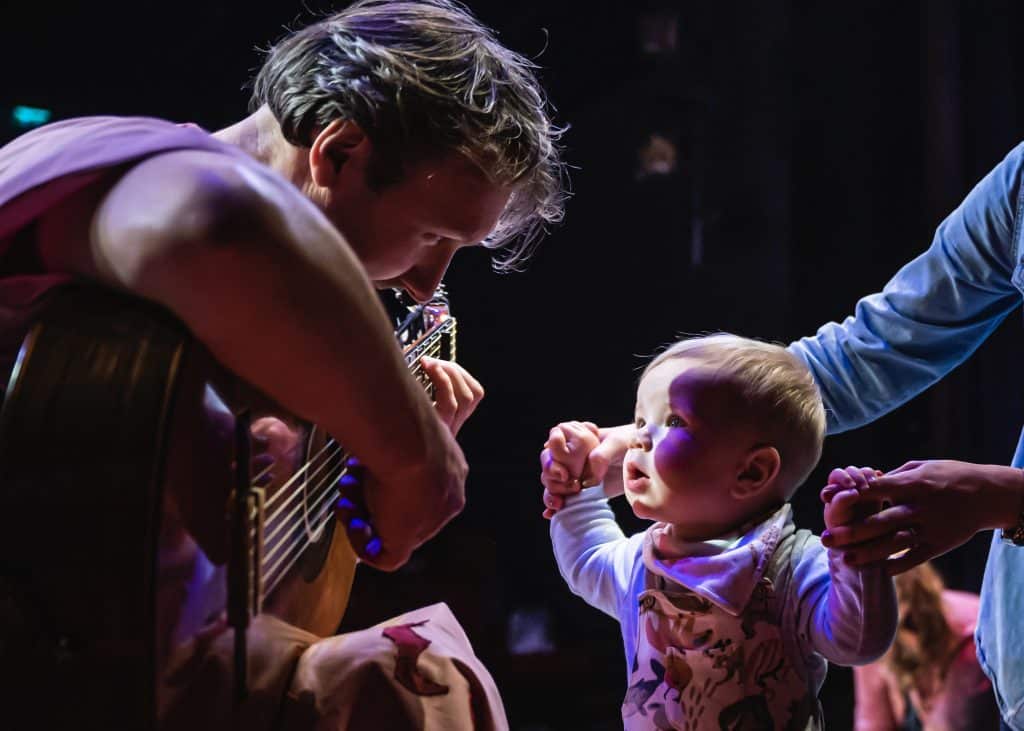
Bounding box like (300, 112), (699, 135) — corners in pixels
(253, 314), (457, 605)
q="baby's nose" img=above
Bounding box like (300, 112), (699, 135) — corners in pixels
(630, 429), (652, 452)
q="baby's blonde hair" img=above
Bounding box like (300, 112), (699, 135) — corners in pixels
(642, 333), (826, 498)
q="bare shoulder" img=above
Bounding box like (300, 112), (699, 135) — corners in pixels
(32, 146), (324, 293)
(97, 148), (304, 242)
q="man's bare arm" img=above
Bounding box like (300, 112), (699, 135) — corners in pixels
(38, 149), (464, 570)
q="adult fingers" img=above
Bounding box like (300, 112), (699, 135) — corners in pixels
(334, 459), (384, 563)
(582, 426), (634, 487)
(539, 448), (570, 482)
(885, 460), (926, 476)
(424, 358), (459, 430)
(885, 544), (937, 576)
(837, 529), (920, 567)
(543, 489), (564, 512)
(820, 483), (845, 503)
(545, 426), (570, 461)
(547, 423), (590, 478)
(860, 470), (923, 500)
(441, 362), (484, 435)
(540, 471), (579, 495)
(821, 503), (916, 548)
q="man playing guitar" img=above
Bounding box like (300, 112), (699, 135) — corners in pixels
(0, 0), (565, 728)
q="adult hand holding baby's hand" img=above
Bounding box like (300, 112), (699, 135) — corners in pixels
(540, 422), (633, 519)
(822, 466), (883, 532)
(540, 421), (599, 519)
(821, 460), (1024, 575)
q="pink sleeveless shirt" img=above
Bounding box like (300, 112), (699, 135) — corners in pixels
(0, 116), (250, 388)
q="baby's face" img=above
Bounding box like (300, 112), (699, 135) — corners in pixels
(623, 358), (755, 534)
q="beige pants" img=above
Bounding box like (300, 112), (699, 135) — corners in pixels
(159, 603), (508, 731)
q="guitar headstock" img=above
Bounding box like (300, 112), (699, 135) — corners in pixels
(379, 286), (457, 369)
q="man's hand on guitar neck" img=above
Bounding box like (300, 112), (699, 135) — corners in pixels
(419, 356), (485, 437)
(337, 357), (485, 569)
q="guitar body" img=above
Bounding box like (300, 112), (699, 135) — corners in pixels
(0, 286), (358, 728)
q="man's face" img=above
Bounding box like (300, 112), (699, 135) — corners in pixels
(322, 149), (512, 303)
(622, 358), (756, 535)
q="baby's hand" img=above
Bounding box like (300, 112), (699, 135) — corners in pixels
(823, 466), (884, 532)
(540, 421), (600, 519)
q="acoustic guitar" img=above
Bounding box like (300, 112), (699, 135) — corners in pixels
(0, 284), (456, 728)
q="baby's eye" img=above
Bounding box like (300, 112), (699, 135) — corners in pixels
(634, 417), (646, 429)
(666, 414), (684, 428)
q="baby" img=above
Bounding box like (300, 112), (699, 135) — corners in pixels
(541, 334), (896, 729)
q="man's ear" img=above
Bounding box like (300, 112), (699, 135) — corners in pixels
(733, 445), (781, 499)
(309, 119), (369, 187)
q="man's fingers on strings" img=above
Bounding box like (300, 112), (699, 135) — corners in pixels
(451, 361), (484, 402)
(334, 457), (382, 561)
(429, 357), (483, 408)
(426, 359), (459, 426)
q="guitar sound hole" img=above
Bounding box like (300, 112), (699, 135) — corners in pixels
(298, 430), (338, 583)
(299, 517), (335, 582)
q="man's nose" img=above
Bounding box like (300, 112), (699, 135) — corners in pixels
(403, 241), (459, 303)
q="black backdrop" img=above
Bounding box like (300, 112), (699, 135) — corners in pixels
(4, 1), (1024, 728)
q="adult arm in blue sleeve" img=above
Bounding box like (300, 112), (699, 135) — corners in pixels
(789, 143), (1024, 433)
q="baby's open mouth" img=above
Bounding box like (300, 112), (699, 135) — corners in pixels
(625, 463), (650, 492)
(626, 463), (648, 480)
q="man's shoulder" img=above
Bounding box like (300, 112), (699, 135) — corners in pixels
(1, 115), (255, 212)
(102, 148), (294, 246)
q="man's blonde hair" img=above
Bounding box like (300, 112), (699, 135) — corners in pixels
(642, 333), (826, 497)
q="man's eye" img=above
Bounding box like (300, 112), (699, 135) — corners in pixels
(666, 414), (684, 428)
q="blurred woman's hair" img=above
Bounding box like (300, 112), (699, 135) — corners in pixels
(886, 562), (954, 691)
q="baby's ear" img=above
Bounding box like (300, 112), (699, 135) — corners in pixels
(734, 445), (781, 498)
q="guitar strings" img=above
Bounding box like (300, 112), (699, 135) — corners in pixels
(260, 341), (441, 526)
(258, 363), (440, 588)
(260, 331), (445, 514)
(261, 392), (444, 597)
(262, 485), (339, 595)
(262, 437), (343, 512)
(256, 347), (444, 594)
(262, 442), (345, 549)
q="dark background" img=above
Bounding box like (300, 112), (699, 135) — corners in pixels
(4, 1), (1024, 728)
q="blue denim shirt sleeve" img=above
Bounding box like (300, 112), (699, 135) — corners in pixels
(789, 141), (1024, 729)
(789, 142), (1024, 434)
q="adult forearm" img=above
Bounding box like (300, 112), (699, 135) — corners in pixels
(87, 153), (453, 487)
(70, 152), (466, 567)
(136, 225), (452, 492)
(974, 464), (1024, 532)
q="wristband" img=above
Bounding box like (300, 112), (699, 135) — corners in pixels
(1002, 468), (1024, 546)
